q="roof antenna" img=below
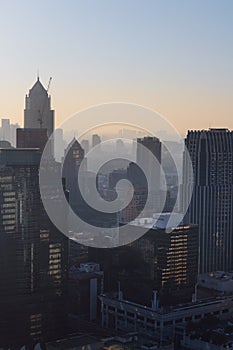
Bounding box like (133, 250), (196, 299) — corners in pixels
(37, 68), (39, 81)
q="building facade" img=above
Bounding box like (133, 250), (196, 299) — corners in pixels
(90, 214), (198, 306)
(0, 148), (68, 348)
(183, 128), (233, 273)
(100, 293), (233, 343)
(17, 128), (48, 151)
(137, 137), (162, 213)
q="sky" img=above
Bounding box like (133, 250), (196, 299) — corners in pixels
(0, 0), (233, 136)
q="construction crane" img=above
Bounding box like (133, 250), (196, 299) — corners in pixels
(38, 77), (52, 128)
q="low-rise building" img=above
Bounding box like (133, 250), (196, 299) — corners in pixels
(100, 293), (233, 342)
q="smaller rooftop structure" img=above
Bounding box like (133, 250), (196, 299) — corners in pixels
(69, 262), (103, 281)
(130, 213), (185, 230)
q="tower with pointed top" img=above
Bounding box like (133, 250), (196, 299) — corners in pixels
(24, 77), (54, 137)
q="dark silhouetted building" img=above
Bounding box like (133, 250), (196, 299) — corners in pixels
(22, 77), (55, 157)
(136, 137), (161, 213)
(17, 128), (48, 151)
(0, 148), (68, 348)
(90, 213), (198, 307)
(183, 128), (233, 273)
(62, 138), (85, 214)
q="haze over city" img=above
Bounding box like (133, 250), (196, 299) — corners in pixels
(1, 0), (233, 135)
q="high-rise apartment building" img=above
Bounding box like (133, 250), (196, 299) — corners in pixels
(183, 128), (233, 273)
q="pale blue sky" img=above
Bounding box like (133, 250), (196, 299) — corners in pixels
(0, 0), (232, 134)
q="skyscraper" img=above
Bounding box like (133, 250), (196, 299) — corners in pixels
(136, 136), (161, 213)
(24, 77), (54, 137)
(62, 138), (85, 214)
(183, 128), (233, 273)
(0, 148), (68, 348)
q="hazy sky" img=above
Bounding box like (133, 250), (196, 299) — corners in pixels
(0, 0), (233, 135)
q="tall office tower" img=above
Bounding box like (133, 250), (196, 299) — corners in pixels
(136, 136), (161, 213)
(24, 77), (54, 137)
(0, 148), (68, 348)
(92, 134), (101, 148)
(183, 128), (233, 273)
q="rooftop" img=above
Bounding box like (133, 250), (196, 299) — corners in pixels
(130, 213), (187, 230)
(0, 148), (41, 165)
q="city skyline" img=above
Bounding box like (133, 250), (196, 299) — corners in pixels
(0, 0), (233, 135)
(1, 2), (233, 348)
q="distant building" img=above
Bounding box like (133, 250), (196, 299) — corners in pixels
(62, 138), (85, 214)
(24, 77), (54, 136)
(54, 128), (67, 162)
(62, 138), (118, 234)
(19, 77), (55, 157)
(137, 137), (161, 213)
(116, 139), (125, 154)
(121, 186), (147, 223)
(92, 134), (101, 148)
(183, 128), (233, 273)
(81, 139), (89, 155)
(124, 162), (148, 220)
(0, 118), (20, 146)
